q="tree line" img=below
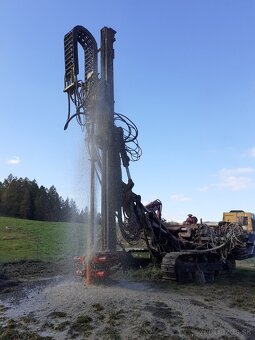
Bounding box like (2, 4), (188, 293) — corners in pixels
(0, 174), (88, 222)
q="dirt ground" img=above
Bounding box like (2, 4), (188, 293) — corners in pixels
(0, 261), (255, 340)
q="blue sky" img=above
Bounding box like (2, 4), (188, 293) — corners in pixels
(0, 0), (255, 222)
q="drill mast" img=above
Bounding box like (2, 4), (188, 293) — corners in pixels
(64, 26), (125, 254)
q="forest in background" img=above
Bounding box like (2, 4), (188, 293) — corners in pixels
(0, 174), (87, 222)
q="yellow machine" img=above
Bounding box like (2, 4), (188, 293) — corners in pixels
(223, 210), (255, 233)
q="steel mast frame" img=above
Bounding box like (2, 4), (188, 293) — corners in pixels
(64, 25), (118, 254)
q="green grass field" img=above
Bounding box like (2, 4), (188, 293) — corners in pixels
(1, 215), (255, 269)
(0, 216), (88, 262)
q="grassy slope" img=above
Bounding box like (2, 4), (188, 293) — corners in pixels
(0, 216), (88, 262)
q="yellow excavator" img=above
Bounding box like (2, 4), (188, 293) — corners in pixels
(223, 210), (255, 233)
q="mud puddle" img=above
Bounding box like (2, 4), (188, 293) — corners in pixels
(1, 261), (255, 339)
(110, 279), (160, 292)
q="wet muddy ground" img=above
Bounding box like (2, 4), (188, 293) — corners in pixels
(0, 261), (255, 339)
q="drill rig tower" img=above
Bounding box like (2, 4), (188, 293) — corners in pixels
(64, 26), (255, 283)
(63, 26), (138, 258)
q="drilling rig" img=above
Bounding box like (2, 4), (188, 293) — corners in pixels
(63, 25), (255, 283)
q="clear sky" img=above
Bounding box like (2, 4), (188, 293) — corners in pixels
(0, 0), (255, 222)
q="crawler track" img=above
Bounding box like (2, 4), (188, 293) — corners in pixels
(161, 252), (181, 281)
(161, 251), (225, 283)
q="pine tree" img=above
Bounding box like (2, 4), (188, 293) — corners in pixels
(0, 174), (83, 222)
